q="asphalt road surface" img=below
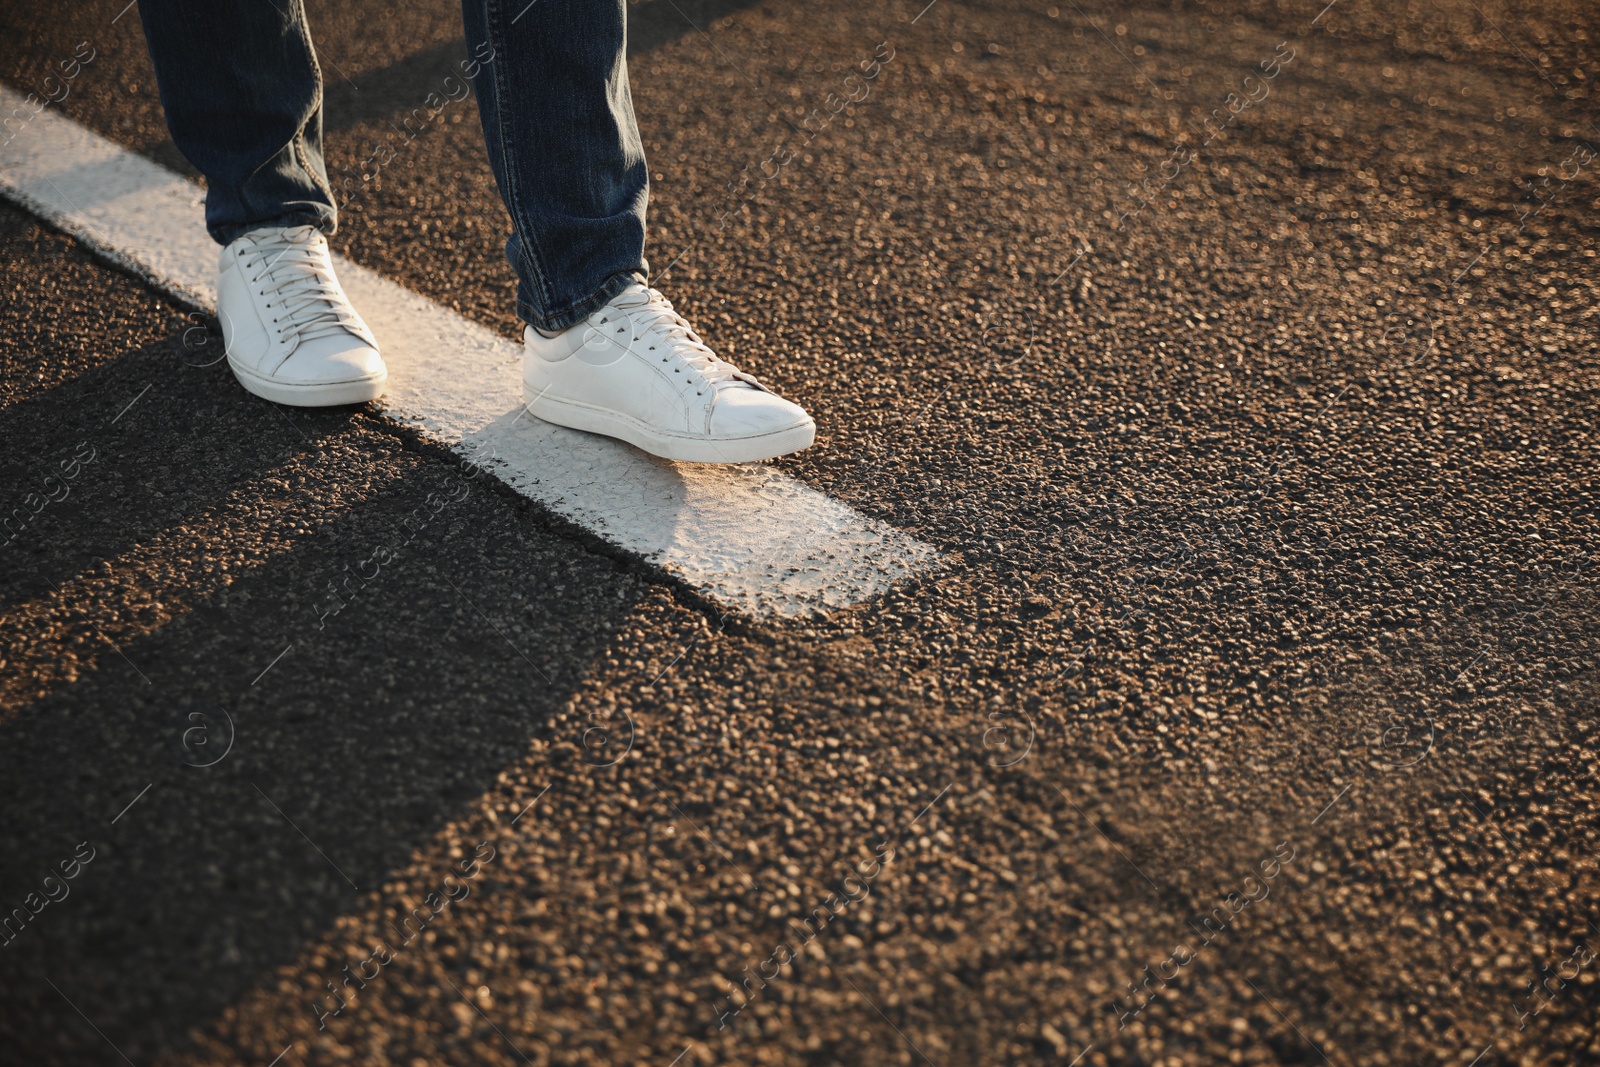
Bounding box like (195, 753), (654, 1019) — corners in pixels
(3, 1), (1599, 1065)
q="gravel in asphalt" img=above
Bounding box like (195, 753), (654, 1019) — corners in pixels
(2, 1), (1598, 1065)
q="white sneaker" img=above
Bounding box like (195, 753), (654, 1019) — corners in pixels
(522, 283), (814, 463)
(217, 225), (386, 406)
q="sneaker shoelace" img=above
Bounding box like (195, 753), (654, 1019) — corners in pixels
(242, 226), (366, 347)
(600, 285), (742, 395)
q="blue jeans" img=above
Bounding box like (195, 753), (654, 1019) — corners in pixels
(137, 0), (649, 331)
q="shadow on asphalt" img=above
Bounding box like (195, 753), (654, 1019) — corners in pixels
(0, 203), (643, 1062)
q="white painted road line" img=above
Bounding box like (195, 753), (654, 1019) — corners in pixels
(0, 86), (940, 619)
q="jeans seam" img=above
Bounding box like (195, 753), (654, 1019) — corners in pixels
(485, 0), (557, 319)
(291, 0), (336, 228)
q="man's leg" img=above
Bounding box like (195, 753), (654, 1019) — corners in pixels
(137, 0), (336, 244)
(460, 0), (648, 332)
(136, 1), (383, 406)
(462, 0), (813, 463)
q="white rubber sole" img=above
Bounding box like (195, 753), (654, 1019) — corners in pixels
(523, 380), (816, 464)
(229, 357), (387, 407)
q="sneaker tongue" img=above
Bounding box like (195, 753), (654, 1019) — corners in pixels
(608, 283), (741, 387)
(247, 229), (359, 345)
(250, 224), (322, 251)
(608, 283), (653, 309)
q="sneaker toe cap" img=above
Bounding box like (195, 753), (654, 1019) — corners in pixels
(709, 385), (812, 437)
(276, 336), (386, 385)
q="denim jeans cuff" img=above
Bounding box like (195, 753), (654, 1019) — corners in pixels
(208, 209), (337, 248)
(520, 268), (647, 333)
